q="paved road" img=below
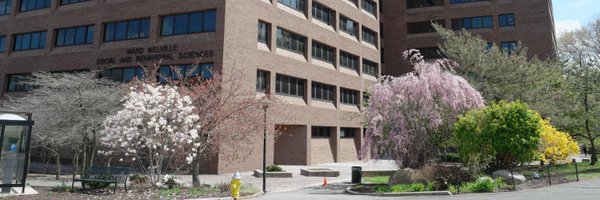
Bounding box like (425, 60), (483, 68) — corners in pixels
(256, 178), (600, 200)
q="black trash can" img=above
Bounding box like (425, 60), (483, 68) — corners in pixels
(351, 166), (362, 184)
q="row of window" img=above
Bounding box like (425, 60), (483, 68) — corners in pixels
(405, 13), (515, 35)
(5, 63), (213, 92)
(278, 0), (377, 17)
(417, 41), (519, 59)
(311, 127), (357, 138)
(407, 0), (489, 9)
(258, 22), (379, 76)
(2, 10), (216, 52)
(274, 0), (379, 45)
(0, 0), (89, 15)
(256, 70), (361, 106)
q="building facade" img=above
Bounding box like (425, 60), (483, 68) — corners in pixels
(0, 0), (380, 174)
(382, 0), (556, 75)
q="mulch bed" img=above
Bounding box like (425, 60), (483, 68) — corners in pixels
(4, 187), (232, 200)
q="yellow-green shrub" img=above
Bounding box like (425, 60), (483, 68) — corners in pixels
(539, 119), (580, 164)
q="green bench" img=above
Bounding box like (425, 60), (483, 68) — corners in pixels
(71, 166), (130, 193)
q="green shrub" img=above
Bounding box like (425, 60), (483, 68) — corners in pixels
(453, 176), (505, 193)
(374, 185), (391, 192)
(439, 153), (462, 163)
(454, 101), (542, 172)
(375, 183), (437, 193)
(266, 164), (283, 172)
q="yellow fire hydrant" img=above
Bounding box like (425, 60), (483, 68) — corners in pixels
(230, 171), (242, 199)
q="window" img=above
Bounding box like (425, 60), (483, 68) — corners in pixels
(311, 126), (331, 138)
(161, 10), (216, 36)
(20, 0), (50, 12)
(276, 28), (306, 55)
(0, 36), (5, 52)
(0, 0), (10, 15)
(340, 51), (358, 70)
(275, 74), (305, 98)
(499, 13), (515, 27)
(449, 0), (489, 4)
(407, 20), (445, 34)
(13, 31), (46, 51)
(312, 82), (335, 102)
(312, 2), (334, 26)
(258, 21), (270, 44)
(452, 16), (493, 30)
(312, 41), (335, 63)
(340, 16), (357, 36)
(6, 74), (33, 92)
(340, 128), (356, 138)
(278, 0), (305, 13)
(101, 67), (144, 82)
(60, 0), (89, 5)
(158, 63), (213, 82)
(486, 42), (493, 50)
(256, 70), (269, 92)
(361, 0), (376, 15)
(417, 47), (443, 59)
(340, 88), (359, 105)
(105, 18), (150, 42)
(406, 0), (443, 9)
(55, 25), (94, 47)
(501, 41), (518, 54)
(362, 27), (377, 46)
(362, 59), (378, 76)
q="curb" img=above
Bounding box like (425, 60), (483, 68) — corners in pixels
(344, 186), (453, 196)
(186, 191), (264, 200)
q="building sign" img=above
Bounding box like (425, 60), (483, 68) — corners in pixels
(96, 45), (214, 65)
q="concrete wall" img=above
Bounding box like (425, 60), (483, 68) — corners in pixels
(310, 138), (335, 164)
(274, 125), (308, 165)
(339, 138), (360, 162)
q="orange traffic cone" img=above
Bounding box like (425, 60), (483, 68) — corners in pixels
(323, 177), (327, 188)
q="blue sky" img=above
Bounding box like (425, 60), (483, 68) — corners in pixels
(553, 0), (600, 37)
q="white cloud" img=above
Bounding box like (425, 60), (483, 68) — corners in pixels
(555, 19), (582, 38)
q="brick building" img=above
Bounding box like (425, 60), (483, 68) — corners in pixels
(382, 0), (556, 75)
(0, 0), (380, 174)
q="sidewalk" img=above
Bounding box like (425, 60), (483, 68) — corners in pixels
(26, 160), (398, 193)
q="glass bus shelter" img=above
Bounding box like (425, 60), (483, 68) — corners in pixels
(0, 112), (33, 194)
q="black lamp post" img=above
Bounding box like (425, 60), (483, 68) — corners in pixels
(262, 103), (268, 193)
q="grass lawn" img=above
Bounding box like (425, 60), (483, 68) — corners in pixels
(522, 162), (600, 181)
(362, 176), (389, 184)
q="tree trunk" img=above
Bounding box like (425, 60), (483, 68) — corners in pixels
(82, 138), (88, 176)
(55, 155), (61, 180)
(44, 157), (50, 174)
(589, 139), (597, 165)
(192, 158), (200, 187)
(72, 152), (80, 181)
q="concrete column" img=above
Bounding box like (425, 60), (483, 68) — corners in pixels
(306, 125), (312, 165)
(332, 126), (341, 162)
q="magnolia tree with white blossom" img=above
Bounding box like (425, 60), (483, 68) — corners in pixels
(362, 50), (485, 168)
(100, 83), (202, 184)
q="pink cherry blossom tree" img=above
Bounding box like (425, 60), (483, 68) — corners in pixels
(100, 83), (202, 185)
(363, 49), (485, 168)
